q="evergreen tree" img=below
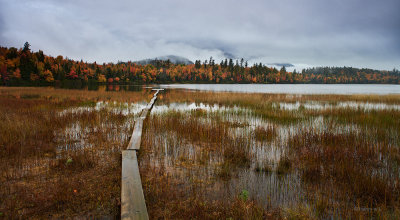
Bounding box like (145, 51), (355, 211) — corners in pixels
(280, 66), (287, 74)
(22, 42), (30, 53)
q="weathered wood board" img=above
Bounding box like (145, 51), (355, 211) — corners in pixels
(127, 119), (144, 150)
(121, 89), (164, 219)
(121, 150), (149, 220)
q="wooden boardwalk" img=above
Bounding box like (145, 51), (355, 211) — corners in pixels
(121, 150), (147, 219)
(121, 89), (163, 220)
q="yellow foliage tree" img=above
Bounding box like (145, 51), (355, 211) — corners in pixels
(98, 74), (106, 83)
(30, 73), (39, 81)
(13, 68), (21, 79)
(43, 69), (54, 82)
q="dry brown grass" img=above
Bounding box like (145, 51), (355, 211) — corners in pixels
(2, 86), (400, 218)
(137, 110), (284, 218)
(0, 87), (146, 218)
(254, 125), (277, 142)
(288, 128), (400, 217)
(0, 86), (152, 103)
(159, 89), (400, 105)
(140, 163), (279, 219)
(146, 111), (251, 168)
(144, 89), (400, 218)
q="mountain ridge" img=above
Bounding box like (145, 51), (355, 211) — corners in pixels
(134, 55), (193, 65)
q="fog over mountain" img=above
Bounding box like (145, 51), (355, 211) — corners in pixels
(134, 55), (194, 65)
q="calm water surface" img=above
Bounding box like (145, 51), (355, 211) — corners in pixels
(158, 84), (400, 94)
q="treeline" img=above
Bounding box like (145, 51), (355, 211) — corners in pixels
(1, 43), (399, 85)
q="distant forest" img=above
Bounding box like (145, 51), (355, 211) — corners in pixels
(1, 42), (399, 85)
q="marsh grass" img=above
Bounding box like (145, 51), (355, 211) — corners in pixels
(0, 86), (153, 103)
(143, 89), (400, 218)
(139, 163), (279, 219)
(159, 90), (400, 105)
(138, 108), (287, 217)
(0, 87), (146, 218)
(146, 110), (252, 168)
(288, 128), (400, 217)
(254, 162), (272, 173)
(3, 87), (400, 218)
(254, 125), (277, 142)
(215, 161), (233, 180)
(276, 157), (292, 175)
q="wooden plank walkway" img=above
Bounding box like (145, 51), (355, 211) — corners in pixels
(121, 150), (148, 220)
(121, 89), (163, 220)
(127, 89), (161, 150)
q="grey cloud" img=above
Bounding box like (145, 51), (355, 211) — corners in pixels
(0, 0), (399, 70)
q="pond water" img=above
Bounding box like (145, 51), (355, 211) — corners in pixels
(158, 84), (400, 94)
(58, 83), (400, 95)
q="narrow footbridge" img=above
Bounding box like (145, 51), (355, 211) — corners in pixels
(121, 89), (163, 220)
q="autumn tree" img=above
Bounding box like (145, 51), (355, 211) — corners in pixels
(19, 42), (35, 81)
(0, 44), (399, 85)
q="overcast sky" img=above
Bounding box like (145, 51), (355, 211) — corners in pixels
(0, 0), (399, 70)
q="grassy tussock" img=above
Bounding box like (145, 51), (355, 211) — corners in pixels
(276, 157), (292, 175)
(254, 163), (272, 173)
(254, 125), (277, 142)
(147, 111), (251, 168)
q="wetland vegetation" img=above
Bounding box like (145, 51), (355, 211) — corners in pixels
(0, 87), (151, 218)
(1, 86), (400, 219)
(141, 90), (400, 219)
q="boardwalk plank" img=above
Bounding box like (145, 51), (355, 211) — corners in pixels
(121, 89), (163, 219)
(127, 119), (144, 150)
(121, 150), (149, 220)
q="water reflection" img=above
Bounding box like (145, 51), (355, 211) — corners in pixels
(56, 101), (143, 153)
(160, 84), (400, 94)
(57, 84), (153, 92)
(55, 83), (400, 94)
(151, 102), (243, 115)
(59, 101), (148, 116)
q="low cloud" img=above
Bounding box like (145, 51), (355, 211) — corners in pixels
(0, 0), (399, 70)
